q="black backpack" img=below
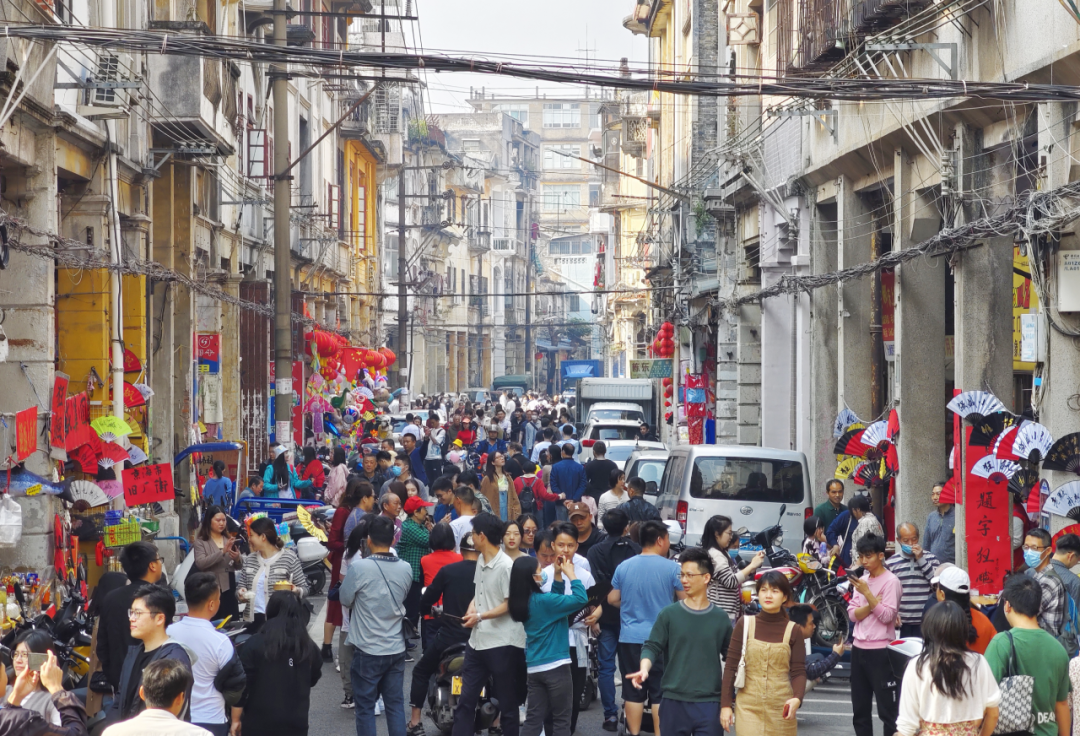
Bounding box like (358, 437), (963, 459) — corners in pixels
(519, 476), (539, 514)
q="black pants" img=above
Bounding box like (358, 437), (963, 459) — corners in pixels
(451, 645), (524, 736)
(409, 625), (470, 709)
(543, 648), (586, 734)
(850, 646), (898, 736)
(898, 622), (921, 639)
(404, 580), (423, 628)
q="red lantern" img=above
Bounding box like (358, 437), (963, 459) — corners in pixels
(311, 330), (340, 360)
(661, 338), (675, 355)
(380, 347), (396, 366)
(662, 377), (672, 387)
(663, 385), (673, 398)
(369, 352), (387, 370)
(365, 350), (383, 368)
(661, 321), (674, 334)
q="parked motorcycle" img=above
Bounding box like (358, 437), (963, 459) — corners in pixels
(285, 506), (332, 595)
(426, 641), (498, 735)
(793, 553), (851, 647)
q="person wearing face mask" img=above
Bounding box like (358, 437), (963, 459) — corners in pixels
(1023, 528), (1071, 645)
(700, 515), (765, 625)
(885, 522), (940, 638)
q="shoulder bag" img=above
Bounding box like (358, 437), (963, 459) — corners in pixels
(372, 556), (419, 643)
(992, 631), (1035, 736)
(733, 615), (756, 690)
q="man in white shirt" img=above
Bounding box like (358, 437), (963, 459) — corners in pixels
(166, 573), (242, 736)
(102, 659), (212, 736)
(530, 427), (555, 463)
(450, 486), (479, 553)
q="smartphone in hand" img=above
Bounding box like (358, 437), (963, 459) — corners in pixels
(26, 653), (47, 673)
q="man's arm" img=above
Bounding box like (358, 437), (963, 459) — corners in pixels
(571, 467), (586, 502)
(338, 560), (360, 608)
(420, 567), (449, 615)
(1055, 700), (1071, 736)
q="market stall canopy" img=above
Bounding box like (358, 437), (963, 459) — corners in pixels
(173, 442), (244, 466)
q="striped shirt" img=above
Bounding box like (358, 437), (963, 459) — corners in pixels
(885, 551), (940, 625)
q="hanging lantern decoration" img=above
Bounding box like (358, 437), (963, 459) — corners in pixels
(369, 352), (387, 370)
(662, 377), (673, 387)
(380, 347), (396, 366)
(663, 385), (673, 398)
(310, 330), (341, 360)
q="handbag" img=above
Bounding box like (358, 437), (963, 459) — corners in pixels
(372, 556), (419, 642)
(992, 632), (1035, 736)
(733, 615), (754, 690)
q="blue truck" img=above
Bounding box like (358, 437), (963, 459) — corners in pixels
(559, 359), (602, 392)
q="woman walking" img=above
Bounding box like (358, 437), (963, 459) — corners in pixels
(896, 601), (1000, 736)
(237, 517), (308, 630)
(480, 450), (521, 522)
(324, 447), (349, 507)
(721, 570), (807, 735)
(263, 447), (312, 499)
(193, 505), (243, 621)
(701, 515), (766, 622)
(502, 519), (527, 560)
(238, 591), (323, 736)
(420, 524), (461, 649)
(508, 555), (589, 736)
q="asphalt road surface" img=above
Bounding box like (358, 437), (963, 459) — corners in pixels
(306, 597), (883, 736)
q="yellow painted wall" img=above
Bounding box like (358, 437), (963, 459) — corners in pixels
(345, 141), (380, 328)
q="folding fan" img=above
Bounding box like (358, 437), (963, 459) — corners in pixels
(1008, 422), (1055, 462)
(127, 445), (148, 465)
(834, 429), (871, 458)
(67, 480), (109, 508)
(833, 407), (862, 438)
(861, 421), (891, 448)
(992, 424), (1022, 461)
(971, 456), (1020, 483)
(834, 456), (860, 480)
(1008, 467), (1040, 501)
(1042, 432), (1080, 474)
(98, 442), (130, 470)
(887, 408), (900, 442)
(1043, 480), (1080, 517)
(852, 462), (879, 487)
(967, 412), (1017, 447)
(947, 391), (1007, 420)
(296, 505), (327, 542)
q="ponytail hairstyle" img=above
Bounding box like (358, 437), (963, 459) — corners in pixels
(249, 517), (284, 550)
(917, 601), (973, 700)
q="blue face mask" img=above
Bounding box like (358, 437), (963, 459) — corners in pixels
(899, 544), (913, 556)
(1024, 548), (1044, 569)
(728, 549), (740, 560)
(389, 465), (403, 477)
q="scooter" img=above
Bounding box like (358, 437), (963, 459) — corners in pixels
(285, 506), (332, 595)
(426, 642), (498, 735)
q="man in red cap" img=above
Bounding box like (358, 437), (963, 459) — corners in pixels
(399, 495), (436, 641)
(568, 502), (603, 557)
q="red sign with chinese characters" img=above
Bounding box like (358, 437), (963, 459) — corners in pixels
(15, 407), (37, 461)
(881, 269), (895, 343)
(123, 463), (174, 506)
(64, 392), (93, 451)
(964, 439), (1012, 594)
(49, 373), (69, 450)
(196, 334), (220, 362)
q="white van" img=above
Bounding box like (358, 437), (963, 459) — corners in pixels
(655, 445), (812, 551)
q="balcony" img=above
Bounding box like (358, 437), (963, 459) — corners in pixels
(492, 237), (523, 255)
(471, 230), (492, 252)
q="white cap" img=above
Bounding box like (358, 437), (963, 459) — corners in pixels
(931, 564), (970, 594)
(273, 445), (288, 459)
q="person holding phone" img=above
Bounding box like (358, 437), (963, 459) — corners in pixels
(193, 506), (243, 622)
(0, 649), (87, 736)
(5, 631), (63, 726)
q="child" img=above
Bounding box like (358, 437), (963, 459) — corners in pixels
(802, 515), (830, 566)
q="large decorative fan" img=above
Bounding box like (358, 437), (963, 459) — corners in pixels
(1042, 433), (1080, 474)
(127, 445), (148, 465)
(98, 442), (130, 470)
(1043, 480), (1080, 517)
(947, 391), (1007, 420)
(834, 429), (871, 458)
(992, 424), (1022, 461)
(1008, 467), (1040, 501)
(971, 456), (1020, 483)
(887, 408), (900, 442)
(833, 407), (862, 438)
(67, 480), (109, 509)
(296, 505), (327, 542)
(852, 462), (880, 487)
(1007, 422), (1055, 463)
(861, 421), (891, 449)
(834, 456), (860, 480)
(968, 412), (1018, 447)
(91, 415), (133, 443)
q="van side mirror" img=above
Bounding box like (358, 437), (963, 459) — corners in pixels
(645, 481), (658, 495)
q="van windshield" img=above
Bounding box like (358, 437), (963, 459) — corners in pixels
(628, 459), (667, 486)
(689, 457), (804, 504)
(589, 426), (640, 441)
(590, 409), (645, 422)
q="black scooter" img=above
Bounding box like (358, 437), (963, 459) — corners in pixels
(426, 642), (499, 735)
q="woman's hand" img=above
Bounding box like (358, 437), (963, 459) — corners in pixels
(7, 668), (38, 707)
(39, 652), (63, 694)
(782, 698), (801, 720)
(748, 550), (766, 571)
(720, 707), (734, 730)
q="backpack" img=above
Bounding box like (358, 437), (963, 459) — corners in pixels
(1044, 567), (1080, 657)
(519, 476), (539, 515)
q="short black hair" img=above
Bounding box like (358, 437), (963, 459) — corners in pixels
(1002, 574), (1042, 618)
(1026, 528), (1053, 548)
(534, 529), (555, 552)
(119, 541), (160, 581)
(367, 515), (396, 547)
(787, 603), (819, 627)
(453, 486), (476, 504)
(855, 532), (886, 557)
(593, 440), (607, 455)
(610, 468), (625, 489)
(459, 471), (481, 488)
(825, 479), (844, 493)
(471, 512), (505, 543)
(431, 476), (454, 496)
(1057, 533), (1080, 556)
(551, 521), (577, 543)
(849, 494), (871, 513)
(562, 425), (574, 437)
(542, 427), (555, 440)
(561, 443), (575, 457)
(429, 523), (456, 552)
(183, 572), (220, 608)
(133, 584), (175, 625)
(140, 659), (193, 709)
(639, 520), (668, 548)
(679, 546), (713, 575)
(376, 450), (392, 462)
(627, 477), (646, 495)
(396, 453), (412, 470)
(601, 508), (629, 536)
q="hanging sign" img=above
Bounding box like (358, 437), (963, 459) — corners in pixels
(881, 269), (896, 362)
(15, 407), (37, 461)
(197, 334), (221, 374)
(49, 373), (69, 450)
(123, 462), (174, 506)
(629, 359), (673, 379)
(64, 392), (93, 451)
(964, 437), (1011, 594)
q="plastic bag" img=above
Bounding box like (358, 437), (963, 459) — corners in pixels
(0, 495), (23, 547)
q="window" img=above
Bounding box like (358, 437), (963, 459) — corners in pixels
(384, 234), (399, 278)
(543, 103), (581, 128)
(688, 456), (805, 503)
(495, 104), (529, 127)
(463, 139), (481, 152)
(544, 145), (581, 170)
(627, 458), (667, 485)
(543, 184), (580, 212)
(589, 184), (601, 207)
(247, 130), (266, 178)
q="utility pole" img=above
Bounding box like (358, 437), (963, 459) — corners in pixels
(525, 200), (533, 390)
(397, 164), (408, 388)
(272, 0), (293, 446)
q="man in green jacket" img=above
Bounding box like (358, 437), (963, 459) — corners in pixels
(814, 479), (847, 533)
(628, 547), (733, 736)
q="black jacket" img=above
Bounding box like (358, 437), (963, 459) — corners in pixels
(238, 633), (322, 736)
(621, 497), (662, 523)
(214, 651), (248, 707)
(0, 691), (86, 736)
(111, 641), (192, 721)
(584, 459), (619, 502)
(587, 535), (641, 628)
(420, 559), (477, 639)
(96, 579), (146, 689)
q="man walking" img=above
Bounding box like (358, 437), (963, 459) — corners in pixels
(608, 520), (684, 736)
(620, 477), (661, 524)
(340, 515), (414, 736)
(452, 513), (525, 736)
(846, 534), (902, 736)
(630, 547), (733, 736)
(1023, 528), (1069, 641)
(550, 443), (586, 522)
(584, 441), (619, 505)
(97, 541), (165, 691)
(884, 522), (939, 638)
(924, 481), (956, 564)
(588, 509), (641, 731)
(813, 479), (847, 533)
(985, 575), (1071, 736)
(1050, 533), (1080, 609)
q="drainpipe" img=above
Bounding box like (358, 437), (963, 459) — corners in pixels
(108, 121), (125, 420)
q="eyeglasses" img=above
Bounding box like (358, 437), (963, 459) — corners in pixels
(679, 572), (709, 579)
(11, 651), (28, 661)
(1022, 545), (1046, 552)
(127, 609), (160, 620)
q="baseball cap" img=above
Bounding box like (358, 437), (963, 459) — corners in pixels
(567, 502), (590, 520)
(403, 496), (435, 514)
(460, 532), (477, 553)
(931, 564), (970, 594)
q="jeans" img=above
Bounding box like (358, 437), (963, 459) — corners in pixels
(850, 646), (898, 736)
(352, 650), (406, 736)
(404, 580), (423, 628)
(522, 665), (573, 736)
(597, 624), (620, 719)
(339, 629), (355, 696)
(450, 645), (524, 736)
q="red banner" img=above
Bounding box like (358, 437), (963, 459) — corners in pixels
(15, 407), (36, 461)
(123, 462), (174, 506)
(64, 392), (93, 452)
(965, 438), (1012, 594)
(49, 373), (69, 450)
(881, 269), (896, 343)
